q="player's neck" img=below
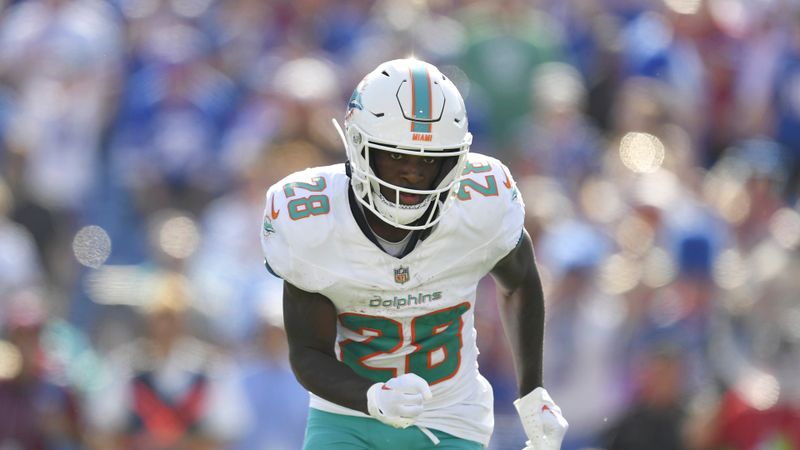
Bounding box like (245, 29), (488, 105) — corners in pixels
(364, 208), (411, 243)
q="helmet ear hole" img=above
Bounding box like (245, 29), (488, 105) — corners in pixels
(349, 128), (363, 146)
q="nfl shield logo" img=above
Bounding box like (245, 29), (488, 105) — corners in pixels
(394, 266), (410, 284)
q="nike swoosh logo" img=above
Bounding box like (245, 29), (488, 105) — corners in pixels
(271, 195), (280, 219)
(502, 168), (512, 189)
(381, 385), (392, 391)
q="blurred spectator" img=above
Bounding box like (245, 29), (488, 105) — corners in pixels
(0, 0), (122, 290)
(0, 176), (42, 295)
(602, 343), (689, 450)
(538, 219), (627, 450)
(0, 0), (122, 211)
(0, 289), (84, 449)
(86, 273), (250, 450)
(511, 62), (605, 194)
(189, 140), (328, 343)
(108, 55), (238, 216)
(693, 388), (800, 450)
(231, 294), (308, 450)
(714, 140), (789, 250)
(457, 0), (562, 151)
(738, 3), (800, 199)
(691, 251), (800, 450)
(623, 242), (719, 398)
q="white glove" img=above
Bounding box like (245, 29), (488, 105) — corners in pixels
(514, 387), (569, 450)
(366, 373), (433, 429)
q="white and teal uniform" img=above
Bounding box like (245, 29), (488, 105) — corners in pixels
(260, 152), (525, 447)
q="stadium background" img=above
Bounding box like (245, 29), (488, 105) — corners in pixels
(0, 0), (799, 448)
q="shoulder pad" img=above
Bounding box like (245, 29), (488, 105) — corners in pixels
(452, 153), (526, 256)
(455, 153), (524, 214)
(260, 165), (346, 291)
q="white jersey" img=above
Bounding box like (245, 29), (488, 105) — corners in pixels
(260, 152), (525, 446)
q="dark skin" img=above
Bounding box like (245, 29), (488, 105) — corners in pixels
(282, 152), (546, 415)
(367, 150), (440, 242)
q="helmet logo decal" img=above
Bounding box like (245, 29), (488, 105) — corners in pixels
(348, 88), (364, 111)
(409, 65), (433, 137)
(345, 86), (365, 121)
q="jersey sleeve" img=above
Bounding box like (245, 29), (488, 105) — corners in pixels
(259, 168), (340, 293)
(456, 154), (526, 269)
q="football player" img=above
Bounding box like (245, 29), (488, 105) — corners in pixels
(260, 58), (568, 449)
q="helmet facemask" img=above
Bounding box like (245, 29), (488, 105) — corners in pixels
(335, 121), (469, 230)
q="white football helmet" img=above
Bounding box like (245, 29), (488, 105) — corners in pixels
(334, 58), (471, 230)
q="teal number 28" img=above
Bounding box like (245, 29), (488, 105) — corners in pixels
(338, 302), (470, 385)
(283, 176), (331, 220)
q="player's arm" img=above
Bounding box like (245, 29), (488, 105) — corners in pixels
(282, 280), (372, 413)
(490, 229), (568, 450)
(489, 228), (545, 395)
(283, 281), (432, 428)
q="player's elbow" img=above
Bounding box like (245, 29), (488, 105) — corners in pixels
(287, 344), (326, 391)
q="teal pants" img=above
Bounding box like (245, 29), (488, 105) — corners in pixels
(303, 408), (484, 450)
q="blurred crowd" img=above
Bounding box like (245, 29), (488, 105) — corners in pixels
(0, 0), (799, 449)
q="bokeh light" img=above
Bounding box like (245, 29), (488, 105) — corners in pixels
(663, 0), (703, 15)
(750, 240), (789, 283)
(518, 176), (575, 226)
(737, 370), (780, 411)
(599, 253), (641, 294)
(769, 207), (800, 249)
(0, 341), (22, 380)
(633, 169), (679, 210)
(703, 172), (751, 225)
(273, 58), (339, 102)
(380, 0), (426, 31)
(531, 62), (586, 111)
(709, 0), (749, 36)
(713, 248), (748, 290)
(615, 214), (655, 256)
(158, 213), (201, 260)
(619, 132), (666, 174)
(86, 265), (149, 306)
(641, 247), (677, 288)
(579, 177), (626, 224)
(416, 17), (467, 59)
(720, 285), (758, 314)
(72, 225), (112, 269)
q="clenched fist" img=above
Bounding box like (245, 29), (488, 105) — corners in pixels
(366, 373), (433, 429)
